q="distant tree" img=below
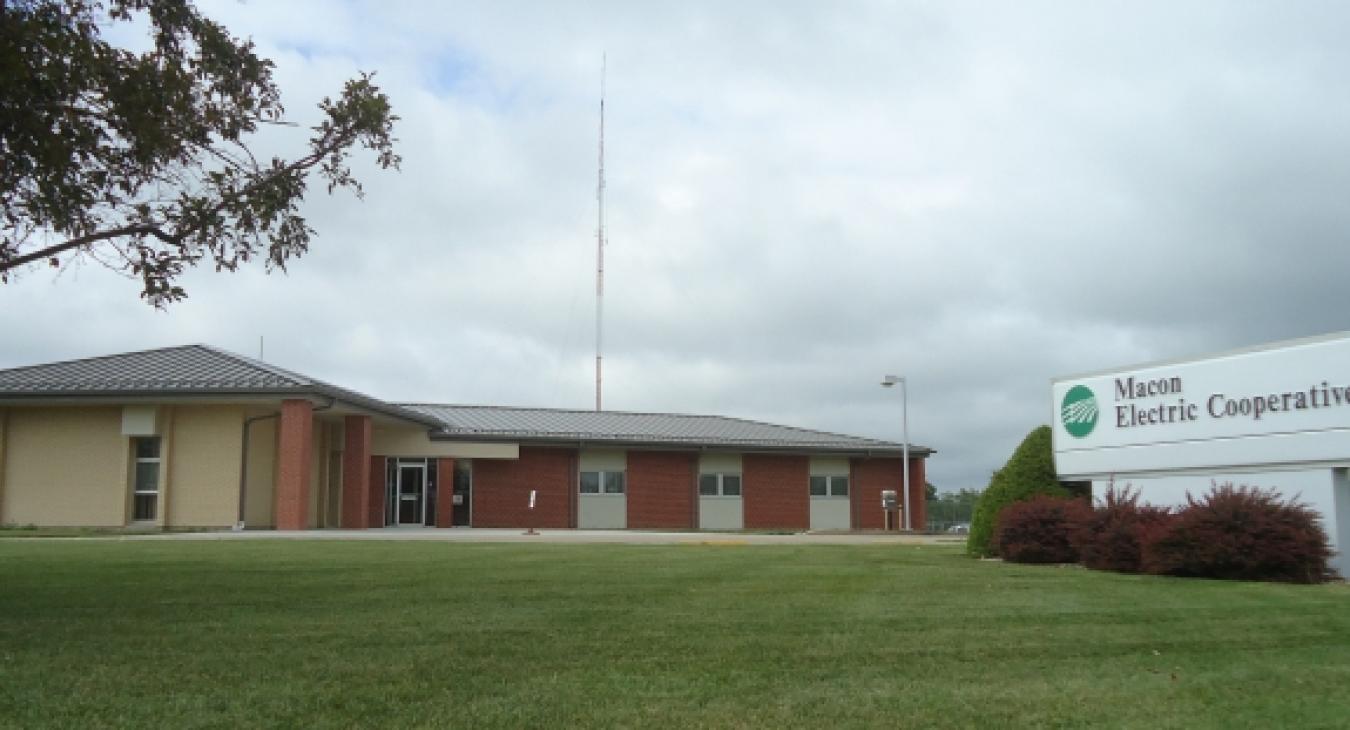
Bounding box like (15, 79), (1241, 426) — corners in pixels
(927, 487), (981, 530)
(925, 481), (937, 502)
(967, 425), (1069, 557)
(0, 0), (400, 306)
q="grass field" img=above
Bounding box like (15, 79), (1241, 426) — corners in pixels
(0, 540), (1347, 728)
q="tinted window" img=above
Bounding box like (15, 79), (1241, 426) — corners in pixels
(809, 476), (828, 496)
(830, 476), (849, 497)
(699, 474), (719, 496)
(722, 475), (741, 496)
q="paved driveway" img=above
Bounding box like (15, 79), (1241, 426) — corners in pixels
(112, 528), (964, 546)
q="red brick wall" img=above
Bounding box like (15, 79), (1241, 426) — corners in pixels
(368, 455), (386, 528)
(851, 457), (928, 530)
(743, 454), (809, 529)
(472, 447), (574, 528)
(908, 458), (927, 530)
(275, 399), (313, 530)
(853, 458), (900, 530)
(340, 415), (372, 528)
(627, 451), (695, 528)
(436, 458), (455, 527)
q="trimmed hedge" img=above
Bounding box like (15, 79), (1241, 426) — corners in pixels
(1141, 484), (1335, 584)
(1073, 486), (1173, 574)
(994, 495), (1091, 564)
(968, 426), (1067, 557)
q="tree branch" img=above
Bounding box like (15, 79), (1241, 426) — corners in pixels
(1, 122), (358, 274)
(0, 224), (177, 272)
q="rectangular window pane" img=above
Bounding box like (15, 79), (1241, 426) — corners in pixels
(722, 475), (741, 496)
(699, 474), (719, 496)
(604, 472), (625, 494)
(809, 475), (828, 496)
(830, 476), (849, 497)
(135, 437), (160, 460)
(133, 494), (157, 521)
(579, 471), (600, 494)
(134, 462), (159, 494)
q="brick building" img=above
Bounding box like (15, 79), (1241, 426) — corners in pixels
(0, 345), (932, 532)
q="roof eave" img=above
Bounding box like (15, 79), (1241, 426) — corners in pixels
(428, 430), (934, 457)
(0, 386), (440, 429)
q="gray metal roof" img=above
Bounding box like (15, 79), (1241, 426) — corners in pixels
(0, 346), (933, 455)
(401, 403), (933, 456)
(0, 345), (438, 426)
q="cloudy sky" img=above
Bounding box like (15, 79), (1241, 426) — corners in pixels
(4, 1), (1350, 490)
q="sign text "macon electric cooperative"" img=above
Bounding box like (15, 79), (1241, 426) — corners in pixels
(1115, 376), (1350, 427)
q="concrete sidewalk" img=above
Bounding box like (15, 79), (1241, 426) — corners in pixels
(103, 528), (964, 546)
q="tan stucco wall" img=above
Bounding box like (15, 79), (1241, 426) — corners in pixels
(579, 449), (627, 473)
(165, 406), (244, 528)
(244, 415), (277, 528)
(372, 428), (518, 459)
(810, 457), (851, 476)
(1, 406), (128, 526)
(699, 452), (743, 475)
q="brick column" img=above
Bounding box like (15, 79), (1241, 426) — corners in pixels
(436, 458), (455, 527)
(368, 455), (387, 527)
(743, 454), (810, 529)
(275, 399), (314, 530)
(340, 415), (372, 528)
(908, 457), (927, 532)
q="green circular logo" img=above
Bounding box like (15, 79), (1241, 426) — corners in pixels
(1061, 385), (1098, 438)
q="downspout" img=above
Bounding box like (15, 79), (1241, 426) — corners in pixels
(235, 397), (336, 531)
(236, 412), (279, 531)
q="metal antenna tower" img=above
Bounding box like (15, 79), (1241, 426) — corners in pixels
(595, 54), (606, 412)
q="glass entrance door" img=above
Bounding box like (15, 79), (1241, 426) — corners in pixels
(397, 463), (426, 526)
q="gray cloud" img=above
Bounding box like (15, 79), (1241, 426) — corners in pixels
(5, 1), (1350, 490)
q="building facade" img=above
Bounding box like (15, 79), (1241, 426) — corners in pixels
(0, 345), (931, 532)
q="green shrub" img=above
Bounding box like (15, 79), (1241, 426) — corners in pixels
(968, 425), (1068, 557)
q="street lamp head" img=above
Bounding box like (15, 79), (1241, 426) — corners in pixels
(881, 374), (903, 388)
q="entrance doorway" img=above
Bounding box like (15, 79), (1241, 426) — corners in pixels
(385, 458), (436, 527)
(396, 461), (426, 526)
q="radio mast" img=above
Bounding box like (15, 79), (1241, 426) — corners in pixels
(595, 55), (606, 412)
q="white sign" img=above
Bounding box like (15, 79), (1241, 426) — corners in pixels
(528, 489), (537, 510)
(1053, 332), (1350, 478)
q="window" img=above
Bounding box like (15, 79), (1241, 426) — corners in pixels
(699, 473), (741, 497)
(810, 475), (827, 496)
(132, 437), (161, 521)
(580, 470), (625, 495)
(810, 475), (848, 498)
(830, 476), (849, 497)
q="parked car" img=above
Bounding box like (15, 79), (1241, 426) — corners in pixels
(947, 523), (970, 534)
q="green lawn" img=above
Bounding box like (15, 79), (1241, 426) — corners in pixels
(0, 541), (1347, 729)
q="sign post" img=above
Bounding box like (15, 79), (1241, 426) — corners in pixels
(524, 489), (539, 536)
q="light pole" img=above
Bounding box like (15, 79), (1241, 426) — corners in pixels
(880, 375), (911, 530)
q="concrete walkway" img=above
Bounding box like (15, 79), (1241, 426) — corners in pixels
(98, 528), (964, 546)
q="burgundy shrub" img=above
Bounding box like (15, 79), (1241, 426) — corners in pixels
(1073, 486), (1173, 574)
(1141, 483), (1336, 584)
(995, 495), (1092, 564)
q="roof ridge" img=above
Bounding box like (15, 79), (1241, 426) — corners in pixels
(399, 402), (908, 448)
(192, 344), (313, 386)
(0, 343), (205, 375)
(399, 402), (774, 421)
